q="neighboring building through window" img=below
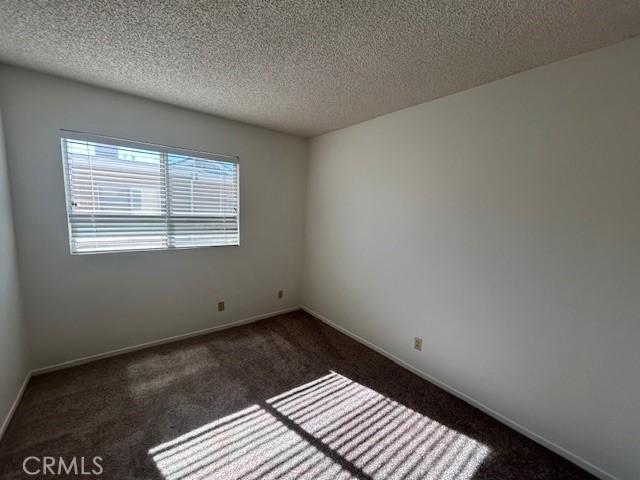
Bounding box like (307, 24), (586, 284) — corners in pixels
(61, 132), (239, 254)
(95, 185), (143, 212)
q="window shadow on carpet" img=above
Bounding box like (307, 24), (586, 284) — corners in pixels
(149, 371), (490, 480)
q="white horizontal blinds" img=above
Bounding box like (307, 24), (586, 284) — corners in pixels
(62, 135), (239, 254)
(168, 155), (239, 247)
(63, 138), (167, 253)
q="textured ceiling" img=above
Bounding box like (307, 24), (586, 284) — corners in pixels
(1, 1), (640, 137)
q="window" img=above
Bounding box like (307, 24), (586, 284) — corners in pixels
(61, 131), (239, 254)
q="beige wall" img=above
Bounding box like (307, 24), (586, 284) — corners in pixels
(303, 37), (640, 480)
(0, 64), (308, 369)
(0, 105), (28, 434)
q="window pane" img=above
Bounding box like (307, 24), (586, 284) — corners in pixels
(65, 140), (164, 216)
(168, 155), (238, 216)
(168, 154), (239, 248)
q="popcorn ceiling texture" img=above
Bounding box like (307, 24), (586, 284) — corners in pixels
(0, 1), (639, 137)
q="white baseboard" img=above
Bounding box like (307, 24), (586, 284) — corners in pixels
(0, 371), (31, 441)
(301, 306), (618, 480)
(1, 306), (301, 443)
(31, 306), (301, 376)
(3, 304), (619, 480)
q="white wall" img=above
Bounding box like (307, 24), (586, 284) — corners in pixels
(304, 37), (640, 480)
(0, 64), (308, 369)
(0, 105), (28, 433)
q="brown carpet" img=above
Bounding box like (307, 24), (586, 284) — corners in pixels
(0, 310), (594, 479)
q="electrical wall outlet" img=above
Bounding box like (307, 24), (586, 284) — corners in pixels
(217, 301), (225, 312)
(414, 337), (423, 351)
(277, 290), (283, 299)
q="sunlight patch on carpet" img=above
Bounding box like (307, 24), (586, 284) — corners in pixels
(150, 372), (490, 479)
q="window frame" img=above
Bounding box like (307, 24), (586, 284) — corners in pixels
(60, 130), (240, 255)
